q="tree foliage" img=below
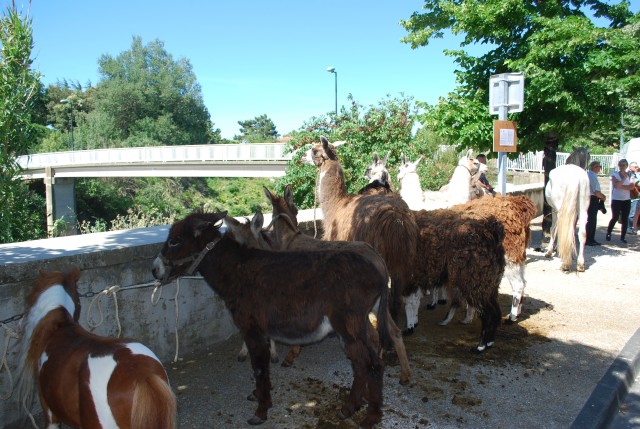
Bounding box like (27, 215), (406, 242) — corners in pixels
(401, 0), (640, 153)
(273, 94), (454, 209)
(235, 114), (279, 142)
(0, 5), (47, 243)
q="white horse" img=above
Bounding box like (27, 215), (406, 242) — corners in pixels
(544, 164), (590, 272)
(397, 150), (487, 211)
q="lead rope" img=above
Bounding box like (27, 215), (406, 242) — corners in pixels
(86, 286), (122, 337)
(313, 168), (320, 238)
(173, 278), (181, 363)
(0, 323), (19, 401)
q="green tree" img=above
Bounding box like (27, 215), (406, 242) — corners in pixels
(401, 0), (640, 153)
(275, 95), (426, 209)
(86, 36), (218, 148)
(0, 5), (47, 243)
(235, 114), (279, 143)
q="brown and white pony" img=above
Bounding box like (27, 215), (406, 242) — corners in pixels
(152, 210), (395, 428)
(303, 137), (418, 329)
(16, 267), (176, 429)
(253, 185), (410, 383)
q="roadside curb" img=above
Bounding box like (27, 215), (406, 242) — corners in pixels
(571, 327), (640, 429)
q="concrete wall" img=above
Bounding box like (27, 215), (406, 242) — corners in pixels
(0, 185), (542, 425)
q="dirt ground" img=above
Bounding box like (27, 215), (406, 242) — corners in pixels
(7, 214), (639, 429)
(159, 214), (640, 429)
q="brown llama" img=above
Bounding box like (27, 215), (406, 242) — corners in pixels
(257, 185), (410, 383)
(303, 137), (419, 328)
(403, 208), (506, 352)
(153, 210), (396, 428)
(447, 194), (538, 323)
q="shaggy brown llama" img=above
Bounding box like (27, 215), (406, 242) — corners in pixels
(258, 185), (411, 383)
(303, 137), (419, 328)
(448, 194), (537, 323)
(404, 208), (506, 352)
(153, 210), (396, 428)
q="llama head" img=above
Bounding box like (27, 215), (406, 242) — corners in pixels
(302, 137), (346, 166)
(364, 151), (391, 185)
(397, 154), (422, 181)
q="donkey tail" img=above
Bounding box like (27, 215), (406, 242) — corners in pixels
(376, 278), (394, 352)
(556, 184), (578, 268)
(131, 374), (177, 429)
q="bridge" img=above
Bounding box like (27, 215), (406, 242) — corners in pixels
(15, 143), (292, 235)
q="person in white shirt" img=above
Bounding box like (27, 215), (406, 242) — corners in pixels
(606, 159), (636, 243)
(627, 162), (639, 235)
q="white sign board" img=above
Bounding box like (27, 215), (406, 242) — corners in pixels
(489, 72), (525, 114)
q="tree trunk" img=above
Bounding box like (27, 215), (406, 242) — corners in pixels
(542, 133), (559, 235)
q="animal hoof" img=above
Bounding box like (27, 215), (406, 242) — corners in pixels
(237, 355), (247, 362)
(424, 304), (436, 310)
(561, 264), (571, 272)
(402, 326), (415, 336)
(281, 359), (294, 368)
(247, 392), (258, 401)
(577, 264), (585, 272)
(247, 416), (266, 425)
(437, 299), (447, 305)
(504, 317), (515, 325)
(270, 356), (279, 364)
(338, 404), (355, 419)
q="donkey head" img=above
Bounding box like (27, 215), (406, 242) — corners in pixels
(152, 211), (227, 282)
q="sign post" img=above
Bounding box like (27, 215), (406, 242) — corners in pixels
(489, 72), (524, 195)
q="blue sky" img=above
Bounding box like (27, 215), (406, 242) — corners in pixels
(11, 1), (640, 139)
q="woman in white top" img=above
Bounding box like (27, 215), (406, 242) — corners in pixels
(606, 159), (636, 243)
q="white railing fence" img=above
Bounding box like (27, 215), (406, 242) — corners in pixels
(506, 151), (620, 175)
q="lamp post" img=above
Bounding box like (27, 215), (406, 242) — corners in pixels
(60, 98), (74, 151)
(326, 66), (337, 116)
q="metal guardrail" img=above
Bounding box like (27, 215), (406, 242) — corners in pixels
(16, 143), (291, 170)
(507, 151), (620, 175)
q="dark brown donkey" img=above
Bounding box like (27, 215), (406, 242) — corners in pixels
(152, 211), (396, 428)
(252, 185), (410, 384)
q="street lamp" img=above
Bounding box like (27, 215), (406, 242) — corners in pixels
(60, 98), (74, 151)
(326, 66), (337, 116)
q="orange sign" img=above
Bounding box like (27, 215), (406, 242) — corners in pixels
(493, 120), (518, 153)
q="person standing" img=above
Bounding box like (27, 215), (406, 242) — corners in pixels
(606, 159), (636, 243)
(586, 161), (606, 246)
(627, 162), (639, 235)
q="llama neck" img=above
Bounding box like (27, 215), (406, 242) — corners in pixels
(445, 166), (472, 203)
(399, 172), (425, 210)
(317, 160), (349, 214)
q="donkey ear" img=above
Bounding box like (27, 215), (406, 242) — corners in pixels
(263, 186), (276, 205)
(284, 184), (295, 205)
(192, 218), (213, 237)
(251, 210), (264, 234)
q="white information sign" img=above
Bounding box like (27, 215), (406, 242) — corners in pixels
(489, 73), (525, 114)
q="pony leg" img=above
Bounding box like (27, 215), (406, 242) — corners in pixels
(505, 261), (526, 322)
(576, 205), (588, 272)
(403, 289), (422, 335)
(545, 213), (557, 259)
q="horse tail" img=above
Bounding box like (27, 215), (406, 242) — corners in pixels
(131, 374), (177, 429)
(556, 185), (579, 268)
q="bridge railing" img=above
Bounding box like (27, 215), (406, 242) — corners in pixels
(16, 143), (291, 170)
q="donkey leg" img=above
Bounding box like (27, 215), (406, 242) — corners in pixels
(338, 340), (367, 420)
(474, 297), (501, 353)
(360, 344), (385, 429)
(438, 302), (458, 326)
(244, 331), (273, 425)
(460, 304), (476, 325)
(281, 345), (302, 367)
(425, 287), (438, 310)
